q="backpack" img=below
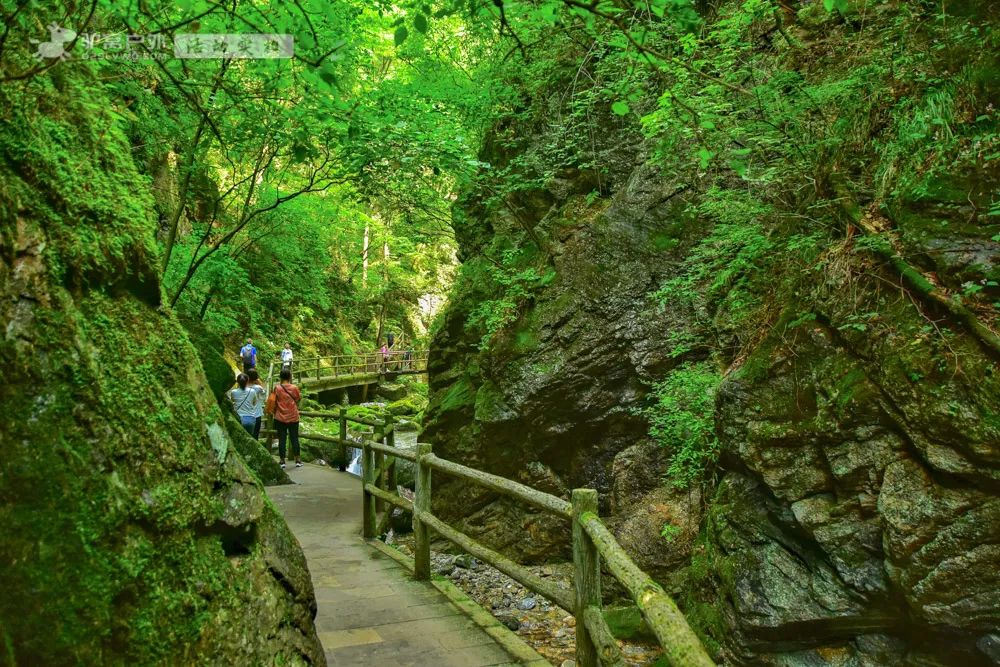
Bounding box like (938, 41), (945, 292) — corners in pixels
(241, 345), (254, 365)
(264, 391), (276, 417)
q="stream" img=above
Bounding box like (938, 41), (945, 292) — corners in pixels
(336, 402), (419, 477)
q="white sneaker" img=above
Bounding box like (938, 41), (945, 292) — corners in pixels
(295, 461), (304, 468)
(280, 461), (286, 469)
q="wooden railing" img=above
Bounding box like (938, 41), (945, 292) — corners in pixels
(356, 428), (715, 667)
(261, 407), (393, 472)
(266, 350), (430, 387)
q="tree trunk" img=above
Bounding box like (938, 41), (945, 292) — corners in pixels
(198, 289), (215, 320)
(362, 222), (370, 287)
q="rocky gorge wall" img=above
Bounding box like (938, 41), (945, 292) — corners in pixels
(423, 3), (1000, 665)
(0, 66), (323, 663)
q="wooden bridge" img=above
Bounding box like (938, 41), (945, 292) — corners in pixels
(266, 408), (715, 667)
(265, 350), (429, 394)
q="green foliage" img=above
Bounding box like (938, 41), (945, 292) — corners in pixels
(645, 362), (721, 488)
(660, 522), (682, 543)
(652, 190), (775, 357)
(467, 249), (555, 350)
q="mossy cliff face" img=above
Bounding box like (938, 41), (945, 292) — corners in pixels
(0, 67), (322, 663)
(424, 4), (1000, 665)
(425, 160), (699, 563)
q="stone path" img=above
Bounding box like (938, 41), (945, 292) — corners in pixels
(267, 464), (522, 666)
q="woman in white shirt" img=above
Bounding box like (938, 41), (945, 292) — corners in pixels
(228, 373), (263, 435)
(246, 368), (267, 439)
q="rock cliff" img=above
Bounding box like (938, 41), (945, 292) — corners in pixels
(0, 67), (323, 663)
(423, 3), (1000, 664)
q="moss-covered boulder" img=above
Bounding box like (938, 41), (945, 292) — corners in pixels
(224, 413), (291, 486)
(375, 381), (408, 401)
(387, 394), (429, 416)
(184, 319), (237, 400)
(0, 63), (322, 664)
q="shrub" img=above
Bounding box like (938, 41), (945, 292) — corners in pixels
(645, 361), (721, 488)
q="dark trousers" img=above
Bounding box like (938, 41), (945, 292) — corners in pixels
(253, 417), (262, 440)
(275, 420), (300, 461)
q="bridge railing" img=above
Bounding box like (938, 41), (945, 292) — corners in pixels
(357, 432), (715, 667)
(266, 350), (430, 386)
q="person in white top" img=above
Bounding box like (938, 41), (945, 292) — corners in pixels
(281, 342), (293, 373)
(228, 373), (264, 435)
(246, 368), (267, 440)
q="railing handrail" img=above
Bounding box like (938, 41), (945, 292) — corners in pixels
(352, 419), (715, 667)
(267, 404), (712, 665)
(265, 349), (430, 385)
(274, 349), (430, 362)
(423, 453), (572, 518)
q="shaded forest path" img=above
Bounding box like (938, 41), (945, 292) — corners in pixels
(266, 464), (521, 666)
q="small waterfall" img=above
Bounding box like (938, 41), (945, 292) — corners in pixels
(346, 447), (362, 476)
(343, 429), (418, 478)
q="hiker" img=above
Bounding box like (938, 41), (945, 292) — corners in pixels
(403, 348), (413, 370)
(386, 332), (397, 369)
(269, 368), (302, 468)
(247, 368), (266, 440)
(228, 373), (263, 436)
(380, 341), (389, 372)
(239, 338), (257, 373)
(281, 342), (294, 374)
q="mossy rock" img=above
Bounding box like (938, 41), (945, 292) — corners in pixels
(375, 381), (408, 401)
(184, 319), (237, 400)
(438, 374), (476, 414)
(602, 605), (654, 641)
(224, 413), (290, 486)
(0, 65), (322, 664)
(387, 395), (428, 416)
(346, 404), (381, 423)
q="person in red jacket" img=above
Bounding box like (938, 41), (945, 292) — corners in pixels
(273, 368), (302, 468)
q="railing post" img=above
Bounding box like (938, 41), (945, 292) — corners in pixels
(362, 440), (376, 539)
(572, 488), (600, 667)
(413, 442), (432, 581)
(384, 414), (396, 493)
(373, 422), (385, 515)
(316, 357), (320, 380)
(338, 404), (348, 472)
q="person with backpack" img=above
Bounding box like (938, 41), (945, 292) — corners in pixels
(239, 338), (257, 373)
(267, 368), (302, 468)
(228, 373), (263, 435)
(246, 368), (266, 440)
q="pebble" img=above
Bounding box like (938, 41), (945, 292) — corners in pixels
(497, 613), (520, 631)
(385, 534), (663, 666)
(454, 554), (478, 569)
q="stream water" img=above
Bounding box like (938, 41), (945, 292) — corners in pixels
(342, 402), (419, 477)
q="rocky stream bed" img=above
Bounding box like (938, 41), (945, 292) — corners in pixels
(386, 533), (663, 666)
